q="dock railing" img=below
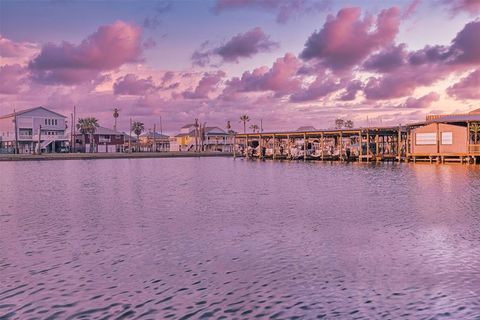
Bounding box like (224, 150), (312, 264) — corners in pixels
(468, 144), (480, 154)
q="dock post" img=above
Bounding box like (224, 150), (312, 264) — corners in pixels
(304, 132), (307, 161)
(259, 134), (262, 159)
(397, 125), (402, 162)
(320, 132), (324, 161)
(272, 134), (276, 160)
(366, 131), (370, 162)
(233, 136), (236, 158)
(375, 130), (380, 162)
(359, 130), (363, 162)
(287, 135), (291, 160)
(339, 130), (343, 161)
(405, 130), (410, 163)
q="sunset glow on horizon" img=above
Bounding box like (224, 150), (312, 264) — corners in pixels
(1, 0), (479, 134)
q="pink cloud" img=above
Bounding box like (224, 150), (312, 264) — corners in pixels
(29, 21), (143, 85)
(300, 7), (401, 70)
(402, 0), (421, 19)
(447, 68), (480, 99)
(0, 64), (28, 94)
(363, 44), (407, 73)
(192, 27), (278, 66)
(401, 92), (440, 108)
(113, 74), (157, 95)
(338, 80), (363, 101)
(223, 53), (301, 97)
(290, 74), (344, 102)
(183, 71), (226, 99)
(363, 19), (480, 100)
(443, 0), (480, 16)
(213, 0), (329, 24)
(0, 35), (37, 58)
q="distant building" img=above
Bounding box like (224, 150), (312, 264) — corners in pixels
(75, 126), (126, 153)
(296, 126), (317, 132)
(171, 124), (233, 152)
(139, 131), (170, 151)
(0, 106), (68, 154)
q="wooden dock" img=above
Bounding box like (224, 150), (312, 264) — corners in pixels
(233, 126), (480, 165)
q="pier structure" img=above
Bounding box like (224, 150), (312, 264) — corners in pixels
(234, 126), (408, 163)
(233, 111), (480, 164)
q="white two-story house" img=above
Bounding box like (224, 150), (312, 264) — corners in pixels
(0, 106), (68, 154)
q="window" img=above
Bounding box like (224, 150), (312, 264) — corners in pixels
(48, 119), (51, 125)
(442, 132), (453, 145)
(45, 119), (48, 125)
(416, 133), (436, 145)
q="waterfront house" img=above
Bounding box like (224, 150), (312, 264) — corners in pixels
(0, 106), (68, 154)
(409, 108), (480, 157)
(139, 131), (170, 151)
(75, 126), (125, 153)
(171, 124), (233, 152)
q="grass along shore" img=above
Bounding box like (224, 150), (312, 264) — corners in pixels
(0, 151), (234, 162)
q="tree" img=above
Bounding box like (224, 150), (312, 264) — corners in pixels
(113, 108), (120, 131)
(335, 119), (345, 129)
(131, 121), (145, 152)
(239, 115), (250, 134)
(344, 120), (354, 129)
(76, 117), (99, 153)
(250, 124), (259, 133)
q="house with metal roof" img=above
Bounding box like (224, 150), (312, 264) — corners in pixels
(74, 126), (126, 153)
(170, 124), (234, 152)
(139, 131), (170, 151)
(0, 106), (68, 154)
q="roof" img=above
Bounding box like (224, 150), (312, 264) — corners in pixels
(74, 126), (124, 136)
(181, 123), (195, 129)
(94, 126), (124, 135)
(427, 114), (480, 123)
(296, 126), (317, 132)
(0, 106), (67, 119)
(140, 131), (169, 139)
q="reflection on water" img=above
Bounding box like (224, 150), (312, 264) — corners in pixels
(0, 158), (479, 319)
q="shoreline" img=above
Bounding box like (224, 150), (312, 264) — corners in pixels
(0, 152), (234, 162)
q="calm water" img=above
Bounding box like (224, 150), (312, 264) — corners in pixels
(1, 158), (479, 320)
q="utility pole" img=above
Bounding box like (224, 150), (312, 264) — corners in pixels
(160, 115), (163, 135)
(194, 118), (199, 152)
(73, 105), (76, 153)
(70, 112), (74, 153)
(37, 124), (42, 155)
(153, 123), (156, 152)
(260, 119), (263, 133)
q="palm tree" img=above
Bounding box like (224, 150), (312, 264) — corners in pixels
(113, 108), (120, 131)
(239, 115), (250, 134)
(131, 121), (145, 152)
(76, 117), (99, 153)
(344, 120), (354, 129)
(250, 124), (259, 133)
(335, 118), (345, 129)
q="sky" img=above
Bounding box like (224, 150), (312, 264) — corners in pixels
(0, 0), (479, 134)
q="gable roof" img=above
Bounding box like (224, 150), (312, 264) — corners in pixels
(0, 106), (67, 119)
(181, 123), (195, 128)
(296, 126), (317, 132)
(140, 131), (169, 139)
